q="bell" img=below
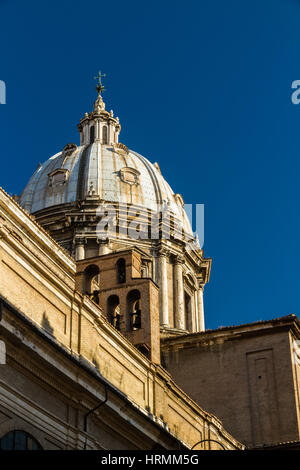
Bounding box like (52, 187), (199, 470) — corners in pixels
(131, 309), (141, 329)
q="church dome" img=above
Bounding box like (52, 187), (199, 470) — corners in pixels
(19, 87), (193, 239)
(17, 75), (209, 336)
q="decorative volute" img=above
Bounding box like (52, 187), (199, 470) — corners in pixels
(77, 71), (121, 146)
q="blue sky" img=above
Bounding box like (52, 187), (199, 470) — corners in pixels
(1, 0), (300, 329)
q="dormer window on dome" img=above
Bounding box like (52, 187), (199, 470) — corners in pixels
(120, 167), (140, 186)
(62, 143), (77, 157)
(114, 142), (129, 155)
(48, 169), (69, 187)
(174, 193), (184, 207)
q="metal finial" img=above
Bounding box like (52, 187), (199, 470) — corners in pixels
(94, 70), (106, 96)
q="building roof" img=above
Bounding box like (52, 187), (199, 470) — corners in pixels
(252, 439), (300, 450)
(162, 314), (300, 346)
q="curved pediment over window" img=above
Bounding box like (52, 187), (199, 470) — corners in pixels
(62, 143), (77, 157)
(184, 271), (197, 289)
(120, 167), (140, 186)
(113, 142), (129, 156)
(174, 193), (184, 207)
(48, 168), (70, 187)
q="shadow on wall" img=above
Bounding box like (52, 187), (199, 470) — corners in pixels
(42, 312), (54, 336)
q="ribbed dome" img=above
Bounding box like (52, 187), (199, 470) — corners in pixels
(19, 142), (193, 237)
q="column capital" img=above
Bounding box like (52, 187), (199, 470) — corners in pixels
(157, 247), (169, 257)
(97, 237), (109, 245)
(173, 254), (185, 265)
(76, 237), (86, 246)
(196, 280), (205, 290)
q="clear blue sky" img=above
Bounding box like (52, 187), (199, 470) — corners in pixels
(1, 0), (300, 329)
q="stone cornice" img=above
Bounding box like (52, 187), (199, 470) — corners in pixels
(0, 219), (75, 297)
(0, 187), (75, 270)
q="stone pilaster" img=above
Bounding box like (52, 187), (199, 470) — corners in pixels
(108, 120), (114, 145)
(190, 292), (196, 332)
(196, 283), (205, 332)
(157, 249), (169, 327)
(173, 255), (185, 330)
(95, 119), (100, 141)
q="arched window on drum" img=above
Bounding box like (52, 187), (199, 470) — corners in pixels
(102, 125), (108, 144)
(90, 125), (95, 143)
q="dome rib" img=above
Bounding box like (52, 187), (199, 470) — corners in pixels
(76, 144), (91, 201)
(130, 150), (164, 208)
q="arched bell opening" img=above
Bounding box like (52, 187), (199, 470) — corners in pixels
(83, 264), (100, 304)
(127, 289), (141, 330)
(116, 258), (126, 284)
(107, 294), (121, 330)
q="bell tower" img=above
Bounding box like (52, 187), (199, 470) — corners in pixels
(75, 248), (161, 364)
